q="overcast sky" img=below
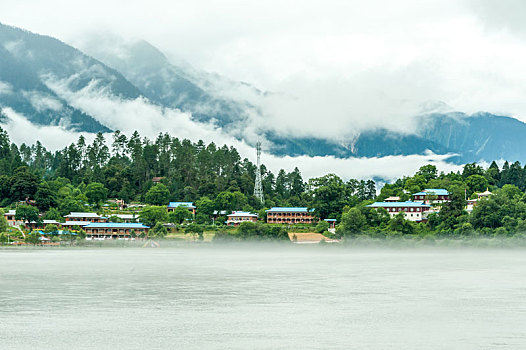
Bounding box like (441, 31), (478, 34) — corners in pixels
(1, 0), (525, 178)
(3, 0), (526, 136)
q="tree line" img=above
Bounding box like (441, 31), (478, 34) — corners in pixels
(0, 127), (376, 222)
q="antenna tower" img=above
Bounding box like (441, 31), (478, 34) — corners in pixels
(254, 142), (264, 203)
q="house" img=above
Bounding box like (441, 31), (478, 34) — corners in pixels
(266, 207), (315, 224)
(413, 189), (450, 204)
(60, 221), (92, 229)
(25, 219), (61, 230)
(384, 196), (401, 202)
(167, 202), (196, 216)
(3, 210), (18, 226)
(83, 223), (149, 240)
(64, 212), (107, 223)
(466, 189), (493, 214)
(111, 214), (139, 223)
(466, 199), (478, 214)
(367, 201), (431, 222)
(152, 177), (165, 184)
(324, 219), (337, 233)
(477, 189), (493, 199)
(226, 211), (258, 226)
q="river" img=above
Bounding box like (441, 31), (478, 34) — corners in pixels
(1, 246), (525, 349)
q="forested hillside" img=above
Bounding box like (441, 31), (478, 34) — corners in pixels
(0, 125), (376, 221)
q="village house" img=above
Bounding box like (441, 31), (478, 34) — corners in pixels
(64, 212), (107, 223)
(324, 218), (337, 233)
(4, 209), (18, 227)
(367, 201), (431, 222)
(60, 220), (92, 229)
(266, 207), (315, 224)
(152, 177), (165, 184)
(225, 211), (258, 226)
(412, 189), (450, 204)
(466, 189), (493, 214)
(83, 222), (150, 240)
(25, 219), (61, 230)
(111, 214), (139, 223)
(167, 202), (196, 216)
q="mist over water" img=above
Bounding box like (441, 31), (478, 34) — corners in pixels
(1, 246), (526, 349)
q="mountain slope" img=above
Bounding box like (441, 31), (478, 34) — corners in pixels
(0, 23), (143, 132)
(82, 39), (259, 128)
(419, 112), (526, 163)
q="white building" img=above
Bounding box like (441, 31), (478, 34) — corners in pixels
(367, 201), (431, 222)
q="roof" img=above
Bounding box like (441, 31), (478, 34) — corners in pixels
(167, 202), (196, 209)
(324, 219), (337, 222)
(413, 189), (449, 196)
(4, 210), (16, 216)
(84, 223), (150, 229)
(61, 221), (92, 226)
(266, 207), (314, 213)
(367, 201), (431, 208)
(227, 211), (258, 217)
(65, 212), (103, 218)
(478, 189), (493, 196)
(384, 196), (401, 201)
(113, 214), (138, 219)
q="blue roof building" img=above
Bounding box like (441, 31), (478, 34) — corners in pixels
(413, 189), (450, 196)
(84, 222), (150, 240)
(167, 202), (196, 215)
(266, 207), (315, 224)
(413, 189), (451, 204)
(167, 202), (196, 209)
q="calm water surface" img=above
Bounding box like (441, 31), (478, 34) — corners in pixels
(1, 246), (526, 349)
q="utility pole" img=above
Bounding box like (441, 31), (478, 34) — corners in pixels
(254, 142), (264, 203)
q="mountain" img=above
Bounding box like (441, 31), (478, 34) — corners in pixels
(419, 112), (526, 163)
(3, 23), (526, 164)
(0, 23), (141, 132)
(81, 38), (261, 129)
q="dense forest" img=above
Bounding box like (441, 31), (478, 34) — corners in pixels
(3, 124), (526, 239)
(0, 127), (375, 220)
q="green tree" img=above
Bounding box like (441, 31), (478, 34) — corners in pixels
(388, 212), (414, 235)
(416, 164), (438, 182)
(0, 210), (9, 232)
(85, 182), (108, 208)
(339, 207), (366, 235)
(185, 223), (204, 240)
(43, 208), (63, 222)
(139, 206), (168, 227)
(315, 220), (330, 233)
(25, 230), (41, 245)
(10, 166), (39, 201)
(466, 175), (488, 195)
(169, 206), (192, 224)
(145, 183), (170, 205)
(152, 222), (168, 237)
(44, 224), (59, 234)
(15, 205), (40, 231)
(35, 182), (58, 211)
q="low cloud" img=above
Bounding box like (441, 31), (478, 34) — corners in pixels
(1, 107), (95, 149)
(0, 81), (13, 95)
(22, 90), (63, 112)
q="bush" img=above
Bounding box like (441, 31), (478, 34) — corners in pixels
(315, 220), (330, 233)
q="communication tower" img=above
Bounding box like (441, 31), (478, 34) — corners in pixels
(254, 142), (264, 203)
